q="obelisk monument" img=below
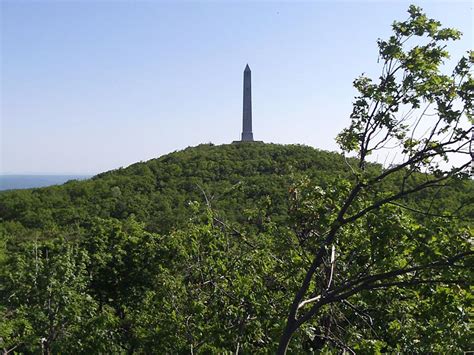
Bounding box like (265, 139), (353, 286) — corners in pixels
(241, 64), (254, 141)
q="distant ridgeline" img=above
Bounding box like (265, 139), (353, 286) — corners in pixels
(0, 143), (472, 234)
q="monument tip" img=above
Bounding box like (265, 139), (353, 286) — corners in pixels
(244, 64), (251, 72)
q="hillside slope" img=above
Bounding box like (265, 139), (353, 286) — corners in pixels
(0, 143), (358, 233)
(1, 142), (472, 234)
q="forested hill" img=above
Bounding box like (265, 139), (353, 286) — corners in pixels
(0, 143), (358, 233)
(1, 142), (472, 235)
(1, 142), (473, 353)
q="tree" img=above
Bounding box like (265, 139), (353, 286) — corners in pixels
(129, 204), (299, 353)
(0, 237), (102, 354)
(277, 6), (473, 353)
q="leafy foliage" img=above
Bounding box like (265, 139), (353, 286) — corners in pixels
(277, 5), (473, 353)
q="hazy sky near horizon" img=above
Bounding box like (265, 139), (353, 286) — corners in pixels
(1, 0), (472, 174)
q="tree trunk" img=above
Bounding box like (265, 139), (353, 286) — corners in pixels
(276, 320), (296, 355)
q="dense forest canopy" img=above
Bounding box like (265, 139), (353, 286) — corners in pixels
(0, 144), (357, 233)
(1, 143), (470, 234)
(1, 143), (472, 353)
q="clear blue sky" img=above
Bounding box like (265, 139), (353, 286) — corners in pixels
(1, 0), (472, 174)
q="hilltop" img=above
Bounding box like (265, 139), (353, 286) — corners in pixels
(0, 143), (358, 233)
(1, 142), (471, 234)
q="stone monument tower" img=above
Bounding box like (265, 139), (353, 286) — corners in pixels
(241, 64), (254, 141)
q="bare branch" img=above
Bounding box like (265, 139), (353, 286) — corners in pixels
(343, 161), (470, 224)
